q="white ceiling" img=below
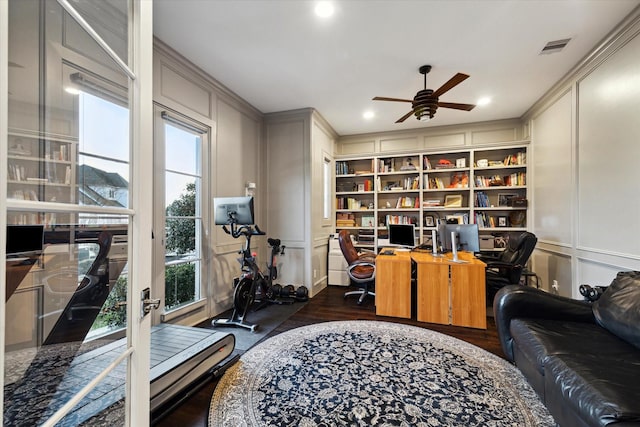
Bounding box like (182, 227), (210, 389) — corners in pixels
(153, 0), (640, 136)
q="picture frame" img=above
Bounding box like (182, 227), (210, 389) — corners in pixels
(444, 194), (463, 208)
(498, 193), (517, 207)
(498, 216), (508, 227)
(424, 215), (435, 227)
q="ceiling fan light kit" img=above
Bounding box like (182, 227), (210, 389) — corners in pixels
(373, 65), (476, 124)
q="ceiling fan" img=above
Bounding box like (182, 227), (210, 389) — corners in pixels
(373, 65), (475, 123)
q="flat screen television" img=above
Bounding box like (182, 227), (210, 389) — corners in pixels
(213, 196), (255, 225)
(438, 223), (480, 253)
(388, 223), (416, 248)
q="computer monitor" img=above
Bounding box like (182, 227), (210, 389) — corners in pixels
(388, 223), (416, 248)
(438, 223), (480, 253)
(213, 196), (255, 225)
(6, 224), (44, 256)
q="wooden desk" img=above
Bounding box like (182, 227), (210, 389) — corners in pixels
(412, 251), (486, 329)
(375, 250), (412, 318)
(375, 249), (486, 329)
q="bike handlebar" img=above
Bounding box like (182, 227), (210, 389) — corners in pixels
(221, 223), (265, 239)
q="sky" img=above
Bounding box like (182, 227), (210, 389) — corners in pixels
(79, 92), (201, 208)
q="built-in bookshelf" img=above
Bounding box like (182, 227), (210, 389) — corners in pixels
(335, 144), (528, 251)
(7, 129), (77, 225)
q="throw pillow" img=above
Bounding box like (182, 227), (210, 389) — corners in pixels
(593, 271), (640, 350)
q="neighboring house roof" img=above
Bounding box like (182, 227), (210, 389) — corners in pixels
(78, 185), (123, 207)
(78, 164), (128, 207)
(78, 164), (129, 188)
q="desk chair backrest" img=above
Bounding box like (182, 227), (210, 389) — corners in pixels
(500, 232), (537, 267)
(338, 229), (360, 265)
(496, 231), (537, 284)
(338, 229), (375, 281)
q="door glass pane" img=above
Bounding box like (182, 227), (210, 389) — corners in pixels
(164, 124), (202, 310)
(4, 217), (129, 424)
(77, 91), (130, 209)
(6, 0), (132, 424)
(60, 0), (129, 68)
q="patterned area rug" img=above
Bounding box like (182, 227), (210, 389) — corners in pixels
(209, 320), (555, 426)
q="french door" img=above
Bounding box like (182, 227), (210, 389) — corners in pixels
(1, 0), (153, 425)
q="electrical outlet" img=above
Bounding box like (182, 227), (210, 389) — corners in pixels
(552, 280), (559, 291)
(313, 269), (317, 279)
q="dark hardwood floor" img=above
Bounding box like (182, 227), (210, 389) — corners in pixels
(154, 285), (504, 426)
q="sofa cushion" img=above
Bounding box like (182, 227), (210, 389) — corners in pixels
(593, 271), (640, 350)
(544, 353), (640, 426)
(510, 318), (635, 376)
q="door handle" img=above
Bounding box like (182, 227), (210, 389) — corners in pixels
(141, 287), (160, 318)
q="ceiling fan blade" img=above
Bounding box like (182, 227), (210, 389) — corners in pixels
(395, 110), (416, 123)
(438, 101), (476, 111)
(373, 96), (413, 103)
(432, 73), (470, 98)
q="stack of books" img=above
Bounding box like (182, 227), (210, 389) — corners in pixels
(336, 213), (355, 227)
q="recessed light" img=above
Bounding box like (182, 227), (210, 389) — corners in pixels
(477, 97), (491, 106)
(363, 111), (375, 120)
(315, 1), (334, 18)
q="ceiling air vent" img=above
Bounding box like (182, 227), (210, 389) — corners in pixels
(540, 38), (571, 55)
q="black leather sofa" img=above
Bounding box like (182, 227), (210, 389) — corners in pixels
(494, 271), (640, 427)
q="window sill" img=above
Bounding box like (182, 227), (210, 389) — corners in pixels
(161, 298), (207, 322)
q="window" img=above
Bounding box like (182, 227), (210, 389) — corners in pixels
(161, 114), (207, 312)
(323, 155), (332, 221)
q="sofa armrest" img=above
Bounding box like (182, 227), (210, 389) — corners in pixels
(493, 285), (595, 361)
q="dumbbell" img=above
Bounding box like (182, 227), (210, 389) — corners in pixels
(280, 284), (295, 297)
(579, 284), (606, 302)
(295, 286), (309, 301)
(579, 284), (592, 299)
(267, 283), (282, 299)
(588, 286), (606, 301)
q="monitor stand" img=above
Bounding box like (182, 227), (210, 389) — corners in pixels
(450, 232), (469, 263)
(431, 229), (443, 257)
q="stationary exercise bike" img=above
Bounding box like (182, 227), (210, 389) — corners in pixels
(212, 216), (293, 332)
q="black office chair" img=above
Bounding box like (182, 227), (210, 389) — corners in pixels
(480, 231), (537, 305)
(338, 229), (376, 305)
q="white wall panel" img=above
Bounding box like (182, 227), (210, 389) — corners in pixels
(471, 128), (517, 144)
(577, 34), (640, 257)
(423, 133), (465, 149)
(159, 63), (212, 119)
(277, 246), (305, 287)
(338, 139), (375, 155)
(532, 91), (573, 245)
(577, 259), (624, 291)
(379, 136), (419, 152)
(266, 120), (306, 243)
(531, 250), (572, 297)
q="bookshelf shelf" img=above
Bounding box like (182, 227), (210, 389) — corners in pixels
(336, 145), (529, 250)
(7, 129), (77, 224)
